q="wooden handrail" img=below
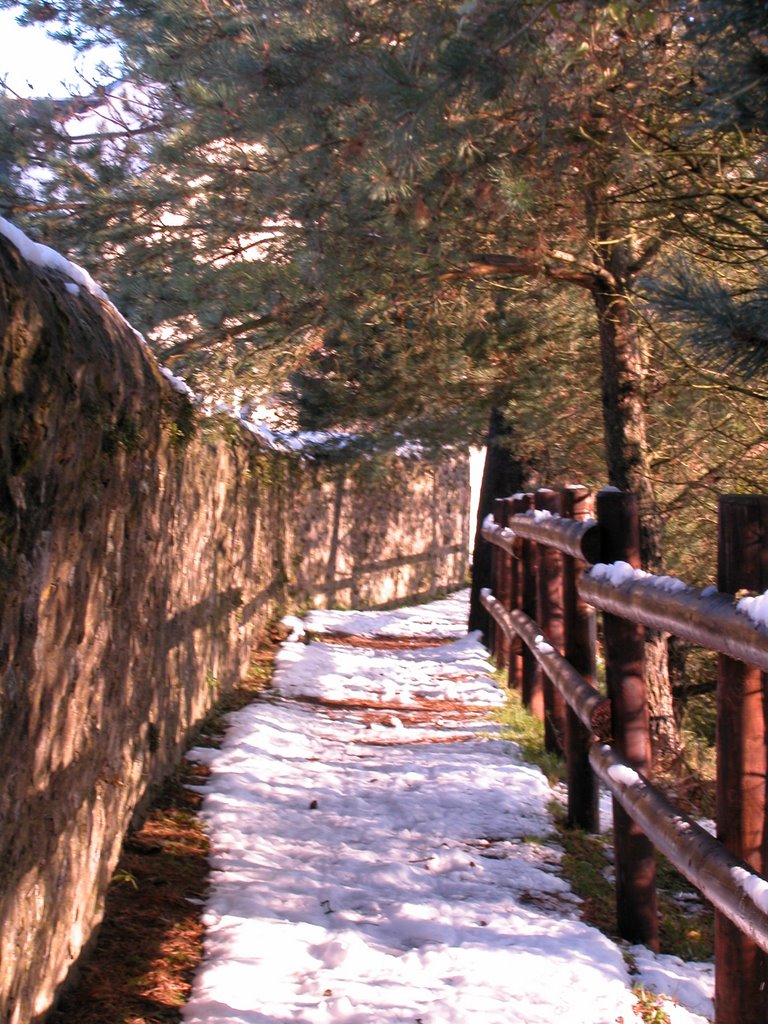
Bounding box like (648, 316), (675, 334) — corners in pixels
(579, 572), (768, 672)
(590, 744), (768, 956)
(484, 577), (768, 954)
(478, 486), (768, 1023)
(480, 589), (610, 740)
(482, 511), (600, 563)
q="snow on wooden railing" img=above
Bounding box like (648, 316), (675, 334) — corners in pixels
(477, 488), (768, 1024)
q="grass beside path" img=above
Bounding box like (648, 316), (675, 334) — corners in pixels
(495, 687), (715, 963)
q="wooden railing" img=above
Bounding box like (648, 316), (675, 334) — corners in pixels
(477, 487), (768, 1024)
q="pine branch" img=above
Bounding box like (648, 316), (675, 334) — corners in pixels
(627, 236), (666, 277)
(641, 260), (768, 381)
(442, 251), (614, 290)
(492, 0), (555, 52)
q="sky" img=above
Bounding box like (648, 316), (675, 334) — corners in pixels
(181, 589), (715, 1024)
(0, 6), (118, 96)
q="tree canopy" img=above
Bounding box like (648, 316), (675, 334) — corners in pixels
(0, 0), (764, 474)
(3, 0), (768, 756)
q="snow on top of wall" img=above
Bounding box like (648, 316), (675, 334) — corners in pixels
(1, 215), (108, 300)
(158, 364), (196, 399)
(0, 217), (430, 459)
(1, 215), (202, 403)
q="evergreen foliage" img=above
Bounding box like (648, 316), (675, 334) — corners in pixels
(642, 262), (768, 380)
(683, 0), (768, 133)
(0, 1), (763, 477)
(639, 0), (768, 378)
(2, 0), (765, 509)
(3, 0), (768, 755)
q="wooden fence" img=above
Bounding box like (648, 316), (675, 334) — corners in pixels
(476, 486), (768, 1024)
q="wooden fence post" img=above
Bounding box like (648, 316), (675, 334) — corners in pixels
(596, 488), (659, 950)
(506, 494), (525, 691)
(561, 485), (599, 832)
(715, 496), (768, 1024)
(535, 488), (567, 754)
(495, 497), (513, 671)
(519, 493), (543, 719)
(490, 497), (506, 662)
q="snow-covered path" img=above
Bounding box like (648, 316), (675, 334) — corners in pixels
(182, 591), (713, 1024)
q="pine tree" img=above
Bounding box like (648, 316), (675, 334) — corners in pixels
(639, 0), (768, 379)
(4, 0), (767, 754)
(0, 0), (671, 748)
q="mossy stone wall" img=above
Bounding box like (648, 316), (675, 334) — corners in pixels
(0, 236), (468, 1024)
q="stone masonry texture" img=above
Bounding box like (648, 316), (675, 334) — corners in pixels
(0, 235), (469, 1024)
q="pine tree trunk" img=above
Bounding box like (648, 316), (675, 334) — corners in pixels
(586, 185), (681, 760)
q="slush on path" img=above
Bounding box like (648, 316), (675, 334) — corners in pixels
(182, 591), (713, 1024)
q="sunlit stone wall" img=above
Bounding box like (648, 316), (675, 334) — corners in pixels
(0, 235), (468, 1024)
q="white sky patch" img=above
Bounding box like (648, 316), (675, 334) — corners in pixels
(0, 7), (119, 96)
(184, 590), (713, 1024)
(469, 446), (486, 552)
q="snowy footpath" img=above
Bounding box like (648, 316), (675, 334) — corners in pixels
(182, 591), (714, 1024)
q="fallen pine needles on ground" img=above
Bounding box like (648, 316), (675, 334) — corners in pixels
(47, 646), (276, 1024)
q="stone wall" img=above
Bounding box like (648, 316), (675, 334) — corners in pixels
(0, 234), (469, 1024)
